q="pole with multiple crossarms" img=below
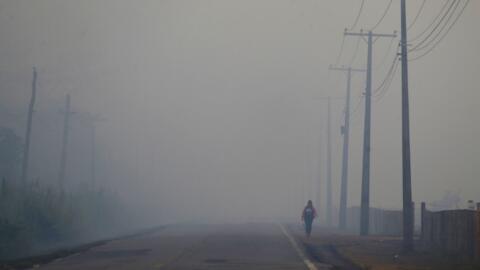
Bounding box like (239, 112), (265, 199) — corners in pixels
(344, 30), (396, 235)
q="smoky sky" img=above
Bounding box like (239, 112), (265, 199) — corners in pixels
(0, 0), (478, 222)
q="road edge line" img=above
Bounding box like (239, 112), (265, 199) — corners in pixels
(278, 223), (318, 270)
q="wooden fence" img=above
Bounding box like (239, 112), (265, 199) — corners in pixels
(346, 206), (404, 236)
(421, 202), (480, 260)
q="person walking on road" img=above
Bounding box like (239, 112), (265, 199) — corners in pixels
(301, 200), (317, 237)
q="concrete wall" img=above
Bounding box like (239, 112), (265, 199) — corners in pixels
(421, 202), (480, 260)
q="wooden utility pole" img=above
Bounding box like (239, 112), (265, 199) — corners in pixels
(329, 65), (365, 229)
(21, 68), (37, 185)
(400, 0), (414, 251)
(90, 123), (96, 190)
(58, 94), (73, 191)
(84, 114), (105, 190)
(313, 96), (343, 226)
(326, 97), (332, 227)
(316, 125), (323, 219)
(344, 30), (396, 235)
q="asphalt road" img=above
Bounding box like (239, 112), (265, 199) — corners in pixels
(36, 223), (330, 270)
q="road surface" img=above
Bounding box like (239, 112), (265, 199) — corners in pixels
(36, 223), (340, 270)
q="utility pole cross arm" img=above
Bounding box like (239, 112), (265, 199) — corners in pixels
(329, 66), (366, 73)
(342, 29), (396, 236)
(344, 31), (397, 38)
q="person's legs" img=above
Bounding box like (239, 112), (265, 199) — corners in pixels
(305, 219), (313, 237)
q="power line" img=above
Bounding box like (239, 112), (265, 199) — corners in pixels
(375, 57), (400, 101)
(350, 95), (363, 117)
(349, 0), (365, 30)
(408, 0), (452, 43)
(409, 0), (470, 62)
(373, 62), (396, 98)
(349, 36), (362, 66)
(330, 34), (348, 90)
(334, 35), (346, 66)
(412, 0), (462, 52)
(349, 95), (364, 124)
(407, 0), (427, 30)
(374, 37), (397, 71)
(373, 51), (399, 96)
(409, 0), (459, 52)
(370, 0), (393, 31)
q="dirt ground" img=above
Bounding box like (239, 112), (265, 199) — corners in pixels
(290, 225), (480, 270)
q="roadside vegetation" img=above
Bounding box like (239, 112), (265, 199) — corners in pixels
(0, 179), (126, 260)
(0, 127), (127, 260)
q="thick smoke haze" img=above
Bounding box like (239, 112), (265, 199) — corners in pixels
(0, 0), (478, 225)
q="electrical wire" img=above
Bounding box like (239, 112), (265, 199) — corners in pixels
(409, 0), (458, 52)
(334, 35), (346, 66)
(376, 61), (399, 101)
(373, 54), (399, 96)
(375, 58), (400, 101)
(374, 37), (397, 71)
(409, 0), (470, 62)
(370, 0), (393, 31)
(327, 68), (343, 94)
(371, 42), (401, 102)
(412, 0), (461, 52)
(407, 0), (427, 30)
(329, 35), (346, 91)
(349, 36), (362, 66)
(350, 95), (364, 124)
(349, 0), (365, 30)
(350, 96), (363, 117)
(408, 0), (453, 43)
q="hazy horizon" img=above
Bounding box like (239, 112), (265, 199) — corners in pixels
(0, 0), (478, 224)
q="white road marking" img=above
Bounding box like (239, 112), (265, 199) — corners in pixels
(278, 224), (318, 270)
